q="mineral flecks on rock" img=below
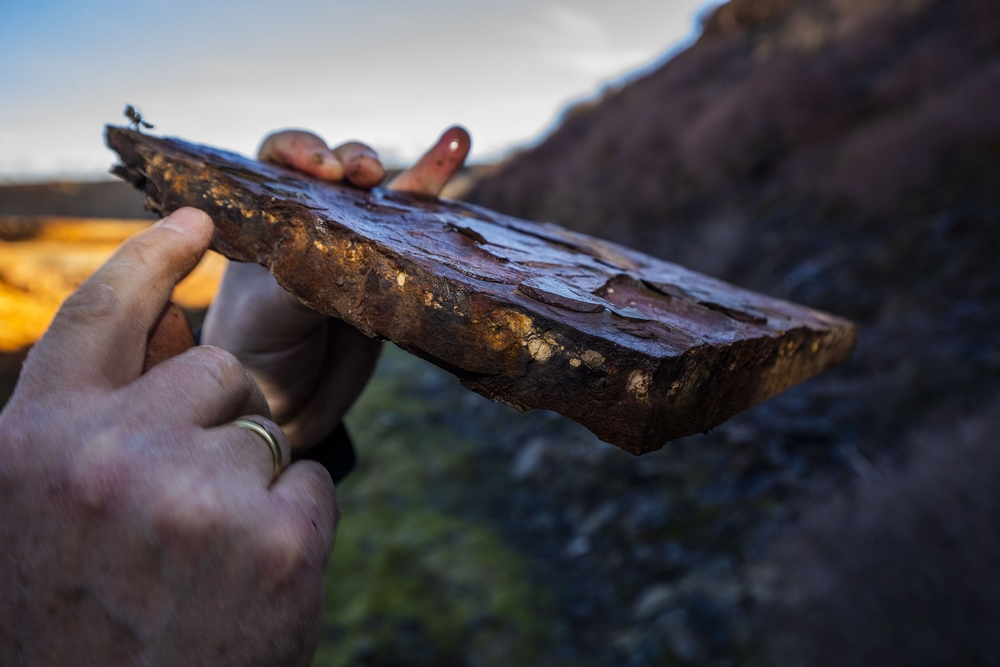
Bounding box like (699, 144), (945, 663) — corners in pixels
(107, 127), (856, 454)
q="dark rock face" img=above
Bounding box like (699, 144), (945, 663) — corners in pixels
(466, 0), (1000, 663)
(469, 0), (1000, 489)
(472, 0), (1000, 249)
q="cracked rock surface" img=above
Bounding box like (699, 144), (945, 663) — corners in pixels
(107, 127), (854, 454)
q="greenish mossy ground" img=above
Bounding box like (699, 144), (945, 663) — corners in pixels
(313, 345), (567, 667)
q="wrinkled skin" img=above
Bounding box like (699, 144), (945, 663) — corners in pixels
(0, 126), (469, 665)
(0, 208), (334, 666)
(203, 126), (470, 451)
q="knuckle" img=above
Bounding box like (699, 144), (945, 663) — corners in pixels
(103, 234), (167, 287)
(304, 463), (338, 512)
(190, 345), (250, 391)
(281, 463), (339, 541)
(149, 471), (227, 542)
(57, 281), (126, 328)
(116, 227), (193, 281)
(257, 143), (282, 164)
(257, 525), (311, 588)
(64, 430), (132, 514)
(120, 232), (160, 268)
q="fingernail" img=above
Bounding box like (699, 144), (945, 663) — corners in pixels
(157, 208), (209, 234)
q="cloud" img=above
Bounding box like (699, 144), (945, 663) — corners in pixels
(0, 0), (713, 179)
(529, 5), (610, 46)
(545, 47), (658, 78)
(515, 4), (662, 79)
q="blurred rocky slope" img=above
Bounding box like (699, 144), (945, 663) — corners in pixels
(463, 0), (1000, 662)
(470, 0), (1000, 463)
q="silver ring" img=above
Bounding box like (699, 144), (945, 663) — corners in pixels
(233, 418), (283, 483)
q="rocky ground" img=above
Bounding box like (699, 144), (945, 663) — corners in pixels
(321, 341), (789, 666)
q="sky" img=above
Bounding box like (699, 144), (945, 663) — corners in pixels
(0, 0), (717, 181)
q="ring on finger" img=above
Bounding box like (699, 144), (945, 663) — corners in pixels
(233, 418), (283, 484)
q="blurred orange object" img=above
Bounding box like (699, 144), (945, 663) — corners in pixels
(0, 216), (224, 353)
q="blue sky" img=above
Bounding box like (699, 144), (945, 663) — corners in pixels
(0, 0), (715, 180)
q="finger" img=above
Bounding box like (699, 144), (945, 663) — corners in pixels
(257, 130), (345, 182)
(387, 125), (470, 196)
(209, 415), (292, 486)
(126, 345), (270, 427)
(330, 141), (385, 188)
(205, 261), (328, 352)
(27, 208), (212, 393)
(202, 262), (332, 422)
(281, 320), (382, 452)
(269, 460), (338, 563)
(143, 301), (196, 373)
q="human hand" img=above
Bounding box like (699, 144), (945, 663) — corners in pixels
(202, 126), (471, 452)
(0, 208), (337, 666)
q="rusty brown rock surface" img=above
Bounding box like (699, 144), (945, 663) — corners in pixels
(106, 126), (856, 454)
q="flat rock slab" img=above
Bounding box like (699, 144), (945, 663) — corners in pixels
(107, 126), (857, 454)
